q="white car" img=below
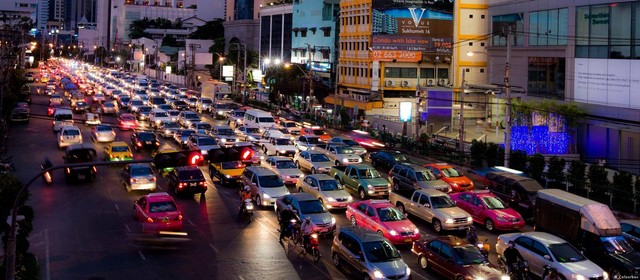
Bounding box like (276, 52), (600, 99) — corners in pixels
(296, 174), (352, 210)
(235, 126), (262, 142)
(91, 93), (106, 103)
(186, 134), (220, 155)
(294, 135), (326, 152)
(328, 137), (367, 156)
(149, 109), (171, 128)
(317, 143), (363, 166)
(178, 111), (200, 128)
(210, 125), (238, 147)
(496, 232), (608, 280)
(91, 125), (116, 143)
(294, 150), (334, 174)
(261, 156), (305, 185)
(261, 137), (297, 157)
(58, 125), (83, 148)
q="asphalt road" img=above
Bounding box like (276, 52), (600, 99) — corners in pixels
(7, 82), (527, 280)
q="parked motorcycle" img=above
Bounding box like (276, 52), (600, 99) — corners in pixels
(238, 199), (254, 221)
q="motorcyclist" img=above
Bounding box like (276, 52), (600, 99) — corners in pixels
(301, 216), (314, 250)
(279, 205), (296, 242)
(544, 267), (560, 280)
(466, 225), (478, 245)
(504, 240), (525, 274)
(238, 186), (253, 217)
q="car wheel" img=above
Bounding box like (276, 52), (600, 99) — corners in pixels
(419, 255), (429, 270)
(609, 268), (621, 280)
(311, 168), (316, 174)
(433, 219), (443, 233)
(350, 215), (357, 226)
(485, 219), (495, 232)
(396, 203), (406, 214)
(332, 252), (341, 268)
(358, 188), (367, 200)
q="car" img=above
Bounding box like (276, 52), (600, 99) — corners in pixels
(620, 220), (640, 251)
(261, 156), (305, 185)
(450, 190), (525, 231)
(186, 134), (220, 155)
(92, 93), (106, 103)
(186, 97), (198, 108)
(128, 99), (145, 112)
(331, 226), (411, 280)
(173, 129), (197, 147)
(57, 125), (83, 149)
(25, 72), (35, 82)
(262, 137), (297, 157)
(294, 150), (333, 174)
(99, 102), (119, 115)
(328, 137), (367, 155)
(496, 232), (608, 280)
(49, 94), (63, 104)
(210, 102), (234, 119)
(227, 109), (246, 126)
(149, 109), (171, 128)
(167, 166), (207, 195)
(178, 111), (200, 128)
(485, 171), (544, 218)
(47, 101), (62, 116)
(300, 126), (331, 142)
(346, 200), (420, 244)
(120, 163), (157, 192)
(189, 121), (212, 134)
(195, 97), (213, 113)
(130, 131), (160, 152)
(411, 236), (507, 279)
(10, 107), (29, 124)
(72, 101), (90, 113)
(369, 150), (410, 169)
(208, 158), (246, 187)
(117, 113), (138, 130)
(278, 119), (301, 135)
(235, 126), (262, 142)
(241, 166), (289, 207)
(275, 193), (336, 235)
(424, 163), (475, 192)
(389, 163), (451, 193)
(166, 109), (180, 122)
(209, 125), (238, 147)
(133, 192), (182, 232)
(63, 144), (97, 183)
(158, 121), (180, 138)
(91, 125), (116, 142)
(296, 174), (352, 210)
(134, 106), (152, 121)
(232, 142), (264, 165)
(118, 96), (131, 109)
(294, 135), (327, 152)
(171, 100), (189, 111)
(103, 141), (133, 161)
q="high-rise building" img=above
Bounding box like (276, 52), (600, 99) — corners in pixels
(36, 0), (50, 32)
(223, 0), (264, 52)
(259, 3), (292, 63)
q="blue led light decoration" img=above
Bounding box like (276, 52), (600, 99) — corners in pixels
(507, 113), (571, 155)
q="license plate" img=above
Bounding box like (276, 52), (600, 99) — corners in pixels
(145, 141), (151, 144)
(78, 175), (85, 180)
(404, 238), (412, 243)
(513, 225), (520, 229)
(377, 192), (386, 195)
(190, 183), (197, 186)
(458, 226), (467, 230)
(338, 204), (346, 207)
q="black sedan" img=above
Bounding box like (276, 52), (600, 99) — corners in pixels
(72, 101), (90, 113)
(131, 131), (160, 152)
(171, 100), (189, 111)
(369, 149), (411, 169)
(167, 166), (207, 195)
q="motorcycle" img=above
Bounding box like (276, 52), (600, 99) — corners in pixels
(41, 158), (53, 184)
(497, 258), (530, 280)
(289, 220), (320, 262)
(0, 155), (16, 174)
(476, 238), (490, 259)
(238, 199), (254, 221)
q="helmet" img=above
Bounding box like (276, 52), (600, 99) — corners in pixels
(304, 216), (311, 223)
(467, 225), (476, 232)
(243, 185), (250, 192)
(286, 205), (293, 211)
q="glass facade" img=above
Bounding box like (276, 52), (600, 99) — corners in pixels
(527, 57), (565, 99)
(234, 0), (254, 20)
(529, 8), (568, 46)
(492, 13), (524, 46)
(576, 2), (640, 59)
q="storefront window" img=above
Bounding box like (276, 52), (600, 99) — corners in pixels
(527, 57), (565, 99)
(576, 2), (640, 58)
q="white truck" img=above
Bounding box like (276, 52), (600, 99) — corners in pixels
(316, 143), (362, 166)
(201, 80), (232, 102)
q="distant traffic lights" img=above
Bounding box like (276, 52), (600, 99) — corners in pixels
(154, 151), (204, 169)
(208, 147), (254, 163)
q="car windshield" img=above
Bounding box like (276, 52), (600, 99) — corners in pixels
(168, 111), (180, 117)
(104, 103), (115, 108)
(258, 117), (275, 123)
(185, 113), (199, 119)
(600, 236), (633, 254)
(335, 146), (355, 154)
(276, 161), (297, 169)
(312, 129), (325, 135)
(199, 138), (217, 146)
(363, 241), (401, 263)
(342, 139), (358, 146)
(310, 154), (330, 162)
(96, 126), (112, 132)
(201, 99), (212, 104)
(163, 122), (179, 129)
(175, 101), (187, 105)
(298, 200), (326, 214)
(112, 146), (130, 152)
(178, 169), (204, 180)
(376, 207), (407, 222)
(66, 150), (94, 163)
(197, 123), (211, 130)
(221, 161), (244, 169)
(181, 130), (195, 137)
(415, 171), (435, 181)
(149, 201), (177, 213)
(441, 167), (461, 178)
(548, 243), (586, 262)
(131, 166), (153, 176)
(154, 112), (168, 117)
(245, 127), (260, 133)
(131, 100), (143, 105)
(306, 137), (322, 144)
(63, 129), (80, 136)
(358, 169), (381, 179)
(283, 122), (296, 128)
(319, 180), (342, 191)
(482, 196), (508, 209)
(276, 139), (292, 145)
(217, 128), (234, 135)
(454, 245), (487, 265)
(234, 111), (245, 117)
(258, 175), (284, 188)
(215, 103), (231, 109)
(138, 133), (155, 141)
(76, 102), (87, 106)
(431, 196), (456, 208)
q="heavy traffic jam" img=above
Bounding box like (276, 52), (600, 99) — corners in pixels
(9, 58), (640, 280)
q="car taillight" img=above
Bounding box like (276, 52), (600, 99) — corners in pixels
(146, 217), (154, 223)
(176, 215), (183, 221)
(130, 178), (138, 183)
(178, 183), (185, 189)
(128, 153), (133, 157)
(199, 182), (205, 185)
(136, 142), (142, 147)
(110, 154), (115, 158)
(150, 177), (156, 182)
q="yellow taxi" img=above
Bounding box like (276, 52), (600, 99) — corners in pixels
(103, 141), (133, 161)
(208, 160), (245, 187)
(152, 148), (179, 173)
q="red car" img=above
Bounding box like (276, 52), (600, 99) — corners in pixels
(450, 190), (525, 231)
(133, 192), (183, 232)
(118, 113), (138, 130)
(346, 200), (420, 244)
(300, 126), (331, 142)
(424, 163), (474, 192)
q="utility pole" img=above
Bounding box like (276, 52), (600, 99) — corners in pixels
(306, 44), (314, 111)
(243, 44), (247, 103)
(504, 29), (512, 167)
(187, 43), (201, 89)
(459, 69), (466, 155)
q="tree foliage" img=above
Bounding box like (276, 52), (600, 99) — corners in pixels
(528, 153), (546, 183)
(190, 19), (225, 39)
(547, 156), (566, 188)
(129, 17), (182, 39)
(470, 140), (487, 168)
(510, 150), (528, 171)
(587, 164), (609, 189)
(568, 160), (586, 193)
(613, 171), (633, 194)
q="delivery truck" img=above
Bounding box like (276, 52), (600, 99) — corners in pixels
(201, 80), (232, 102)
(535, 189), (640, 278)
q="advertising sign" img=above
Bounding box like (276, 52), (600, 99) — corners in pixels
(222, 65), (234, 77)
(399, 101), (413, 122)
(372, 0), (453, 62)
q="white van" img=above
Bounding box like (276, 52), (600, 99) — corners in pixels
(244, 109), (276, 131)
(52, 108), (74, 132)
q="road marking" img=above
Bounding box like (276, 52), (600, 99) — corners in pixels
(187, 219), (195, 226)
(156, 185), (163, 190)
(124, 224), (131, 233)
(45, 229), (50, 280)
(238, 276), (245, 280)
(209, 243), (219, 253)
(138, 251), (146, 260)
(114, 204), (120, 211)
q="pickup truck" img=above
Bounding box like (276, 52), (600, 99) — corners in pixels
(389, 188), (473, 233)
(316, 143), (362, 166)
(329, 164), (390, 199)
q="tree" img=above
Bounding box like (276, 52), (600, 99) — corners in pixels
(129, 18), (152, 39)
(528, 153), (546, 184)
(547, 156), (566, 189)
(568, 160), (586, 195)
(510, 150), (528, 171)
(161, 34), (178, 47)
(470, 140), (488, 168)
(190, 19), (225, 40)
(587, 164), (610, 203)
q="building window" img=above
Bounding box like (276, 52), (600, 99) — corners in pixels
(469, 14), (473, 18)
(529, 8), (568, 46)
(527, 57), (565, 99)
(576, 2), (638, 59)
(384, 67), (417, 78)
(481, 15), (485, 19)
(420, 68), (435, 79)
(492, 13), (524, 46)
(469, 42), (473, 46)
(480, 69), (485, 73)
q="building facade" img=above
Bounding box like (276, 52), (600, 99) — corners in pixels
(259, 3), (292, 64)
(223, 0), (263, 52)
(487, 0), (640, 173)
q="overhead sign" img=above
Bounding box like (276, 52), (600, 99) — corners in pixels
(222, 65), (234, 77)
(371, 50), (423, 62)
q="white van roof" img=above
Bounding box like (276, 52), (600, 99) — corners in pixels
(245, 109), (273, 117)
(54, 108), (73, 114)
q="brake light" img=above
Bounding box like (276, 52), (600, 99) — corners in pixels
(176, 215), (183, 221)
(136, 142), (142, 147)
(128, 153), (133, 157)
(110, 154), (115, 158)
(130, 178), (138, 183)
(150, 177), (156, 181)
(178, 183), (185, 189)
(199, 182), (205, 185)
(146, 217), (154, 223)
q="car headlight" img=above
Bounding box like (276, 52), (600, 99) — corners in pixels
(573, 275), (586, 280)
(220, 138), (226, 142)
(331, 217), (336, 225)
(259, 156), (265, 160)
(262, 193), (270, 199)
(500, 276), (510, 280)
(373, 270), (384, 279)
(327, 197), (336, 202)
(342, 158), (349, 163)
(467, 217), (473, 222)
(414, 228), (420, 234)
(347, 196), (353, 202)
(602, 272), (608, 280)
(445, 218), (454, 224)
(280, 150), (286, 154)
(367, 184), (373, 189)
(225, 174), (231, 178)
(496, 216), (507, 222)
(476, 277), (486, 280)
(389, 230), (398, 236)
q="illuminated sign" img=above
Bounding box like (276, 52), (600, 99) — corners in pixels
(399, 101), (412, 122)
(222, 65), (234, 77)
(371, 50), (422, 62)
(165, 66), (172, 74)
(310, 62), (332, 73)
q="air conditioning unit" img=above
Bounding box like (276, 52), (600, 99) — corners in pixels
(438, 78), (450, 86)
(401, 80), (412, 87)
(385, 80), (396, 87)
(425, 78), (436, 87)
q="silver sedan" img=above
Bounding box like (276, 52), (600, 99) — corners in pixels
(294, 150), (334, 174)
(91, 125), (116, 143)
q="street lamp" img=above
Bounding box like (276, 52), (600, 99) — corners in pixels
(212, 52), (225, 81)
(284, 62), (313, 111)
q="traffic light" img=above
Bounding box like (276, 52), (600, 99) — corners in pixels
(208, 147), (254, 163)
(154, 151), (204, 169)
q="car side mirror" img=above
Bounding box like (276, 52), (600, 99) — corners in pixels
(544, 255), (551, 260)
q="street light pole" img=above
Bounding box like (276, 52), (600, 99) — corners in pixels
(305, 43), (314, 111)
(504, 30), (512, 168)
(460, 69), (466, 155)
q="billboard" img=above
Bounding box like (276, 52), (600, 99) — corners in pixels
(222, 65), (234, 78)
(372, 0), (453, 62)
(574, 58), (640, 109)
